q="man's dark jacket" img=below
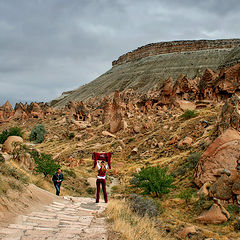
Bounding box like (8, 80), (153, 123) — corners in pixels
(52, 172), (64, 186)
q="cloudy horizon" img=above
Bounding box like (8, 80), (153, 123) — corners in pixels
(0, 0), (240, 106)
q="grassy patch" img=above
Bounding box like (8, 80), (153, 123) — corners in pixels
(106, 199), (160, 240)
(181, 110), (198, 120)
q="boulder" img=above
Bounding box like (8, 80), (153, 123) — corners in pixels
(194, 128), (240, 187)
(157, 142), (164, 148)
(177, 226), (196, 239)
(209, 169), (240, 201)
(102, 131), (116, 138)
(178, 137), (193, 147)
(65, 157), (79, 167)
(133, 125), (141, 133)
(196, 203), (230, 224)
(116, 146), (122, 152)
(72, 121), (90, 130)
(168, 135), (179, 145)
(131, 147), (138, 155)
(197, 182), (211, 197)
(176, 100), (196, 111)
(123, 120), (128, 130)
(2, 136), (23, 153)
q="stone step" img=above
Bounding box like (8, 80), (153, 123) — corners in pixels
(1, 197), (108, 239)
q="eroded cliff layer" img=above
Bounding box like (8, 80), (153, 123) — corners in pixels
(112, 39), (240, 66)
(52, 39), (240, 108)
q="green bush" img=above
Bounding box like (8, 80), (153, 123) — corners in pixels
(0, 153), (5, 163)
(33, 153), (60, 177)
(178, 188), (194, 203)
(86, 187), (95, 194)
(0, 127), (23, 144)
(234, 219), (240, 232)
(68, 132), (75, 140)
(130, 166), (175, 197)
(64, 169), (76, 178)
(186, 152), (201, 170)
(128, 194), (161, 217)
(181, 110), (197, 120)
(172, 152), (201, 177)
(29, 124), (46, 143)
(227, 205), (240, 216)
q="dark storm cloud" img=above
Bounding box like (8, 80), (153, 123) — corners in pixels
(0, 0), (240, 105)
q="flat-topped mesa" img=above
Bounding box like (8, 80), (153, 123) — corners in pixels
(112, 39), (240, 66)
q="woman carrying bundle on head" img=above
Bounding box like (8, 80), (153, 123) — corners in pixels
(95, 160), (108, 203)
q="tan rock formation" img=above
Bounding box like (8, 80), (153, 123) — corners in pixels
(196, 202), (230, 224)
(175, 100), (196, 111)
(65, 157), (79, 167)
(2, 136), (24, 153)
(194, 128), (240, 187)
(209, 169), (240, 202)
(177, 226), (196, 239)
(217, 94), (240, 135)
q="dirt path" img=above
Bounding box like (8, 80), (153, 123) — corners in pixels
(0, 197), (108, 240)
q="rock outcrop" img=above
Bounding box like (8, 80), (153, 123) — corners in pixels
(194, 128), (240, 187)
(2, 136), (24, 153)
(112, 39), (240, 66)
(196, 202), (230, 224)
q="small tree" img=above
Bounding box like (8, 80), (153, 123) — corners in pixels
(29, 124), (46, 143)
(34, 153), (60, 177)
(130, 166), (175, 197)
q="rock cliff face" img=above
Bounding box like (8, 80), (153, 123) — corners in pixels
(112, 39), (240, 66)
(51, 39), (240, 108)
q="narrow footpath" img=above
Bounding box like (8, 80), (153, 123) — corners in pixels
(0, 197), (108, 240)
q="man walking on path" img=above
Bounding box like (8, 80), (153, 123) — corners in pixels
(52, 168), (64, 196)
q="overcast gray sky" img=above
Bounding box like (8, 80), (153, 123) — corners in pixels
(0, 0), (240, 106)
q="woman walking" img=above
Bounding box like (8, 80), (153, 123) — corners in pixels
(96, 160), (108, 203)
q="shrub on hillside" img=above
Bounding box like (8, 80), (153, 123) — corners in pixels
(68, 132), (75, 140)
(0, 126), (23, 144)
(172, 152), (201, 177)
(186, 152), (201, 170)
(234, 219), (240, 232)
(64, 169), (76, 178)
(128, 194), (161, 217)
(0, 153), (5, 163)
(130, 166), (175, 197)
(178, 188), (194, 203)
(33, 153), (60, 177)
(29, 124), (46, 143)
(181, 110), (197, 120)
(0, 163), (29, 184)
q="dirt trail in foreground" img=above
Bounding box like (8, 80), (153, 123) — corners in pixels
(0, 196), (108, 240)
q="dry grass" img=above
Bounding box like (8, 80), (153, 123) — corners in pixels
(106, 199), (162, 240)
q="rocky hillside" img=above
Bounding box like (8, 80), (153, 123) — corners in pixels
(52, 39), (240, 108)
(1, 41), (240, 239)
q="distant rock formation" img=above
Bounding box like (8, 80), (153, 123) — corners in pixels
(112, 39), (240, 66)
(51, 39), (240, 108)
